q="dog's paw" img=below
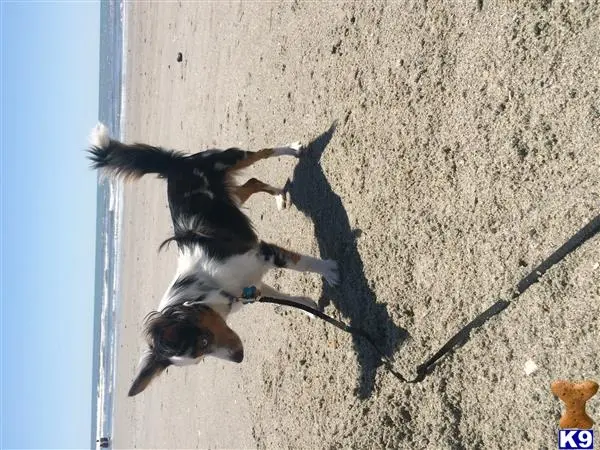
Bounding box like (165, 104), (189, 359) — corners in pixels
(275, 191), (291, 211)
(320, 259), (340, 286)
(286, 141), (305, 158)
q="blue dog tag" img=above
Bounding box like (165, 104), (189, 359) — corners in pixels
(242, 286), (257, 299)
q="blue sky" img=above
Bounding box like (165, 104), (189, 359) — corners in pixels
(1, 2), (100, 448)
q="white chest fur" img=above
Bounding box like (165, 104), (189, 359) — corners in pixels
(159, 246), (267, 311)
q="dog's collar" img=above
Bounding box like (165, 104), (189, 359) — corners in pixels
(182, 287), (259, 311)
(220, 286), (260, 305)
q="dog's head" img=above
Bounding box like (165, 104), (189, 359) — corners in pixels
(128, 303), (243, 396)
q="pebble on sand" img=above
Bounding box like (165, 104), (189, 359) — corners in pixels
(524, 359), (539, 376)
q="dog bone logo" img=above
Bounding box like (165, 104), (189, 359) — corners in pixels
(551, 380), (598, 429)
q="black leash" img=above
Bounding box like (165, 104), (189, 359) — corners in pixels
(256, 296), (413, 383)
(250, 212), (600, 383)
(414, 212), (600, 381)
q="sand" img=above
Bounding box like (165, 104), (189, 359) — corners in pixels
(113, 1), (600, 449)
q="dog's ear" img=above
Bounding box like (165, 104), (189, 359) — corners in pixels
(128, 349), (170, 397)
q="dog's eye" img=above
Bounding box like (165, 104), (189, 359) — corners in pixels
(200, 338), (209, 349)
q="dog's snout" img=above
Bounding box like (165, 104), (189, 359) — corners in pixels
(231, 348), (244, 363)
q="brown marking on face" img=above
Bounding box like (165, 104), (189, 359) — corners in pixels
(551, 380), (599, 429)
(229, 148), (274, 171)
(196, 308), (243, 360)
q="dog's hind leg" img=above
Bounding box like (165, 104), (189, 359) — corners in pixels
(211, 143), (304, 173)
(258, 242), (339, 286)
(234, 178), (290, 210)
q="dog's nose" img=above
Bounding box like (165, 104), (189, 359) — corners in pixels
(231, 348), (244, 363)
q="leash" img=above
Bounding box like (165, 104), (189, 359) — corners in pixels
(241, 212), (600, 383)
(414, 212), (600, 381)
(252, 296), (414, 383)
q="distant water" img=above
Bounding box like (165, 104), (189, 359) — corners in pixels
(90, 1), (126, 449)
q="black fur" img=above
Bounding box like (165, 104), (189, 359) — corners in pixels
(87, 140), (184, 179)
(144, 305), (212, 360)
(165, 152), (258, 260)
(258, 242), (289, 267)
(88, 137), (260, 260)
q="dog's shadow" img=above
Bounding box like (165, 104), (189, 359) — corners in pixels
(288, 122), (409, 398)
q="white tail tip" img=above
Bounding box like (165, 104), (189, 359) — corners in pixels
(89, 123), (110, 148)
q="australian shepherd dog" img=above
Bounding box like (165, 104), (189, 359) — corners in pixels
(88, 124), (339, 396)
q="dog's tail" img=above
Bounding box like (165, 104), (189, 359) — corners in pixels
(87, 123), (184, 180)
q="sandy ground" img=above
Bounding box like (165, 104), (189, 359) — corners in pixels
(113, 1), (600, 448)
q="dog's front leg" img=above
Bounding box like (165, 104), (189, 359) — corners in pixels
(258, 242), (339, 286)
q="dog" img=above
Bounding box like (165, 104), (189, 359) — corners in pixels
(87, 124), (339, 396)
